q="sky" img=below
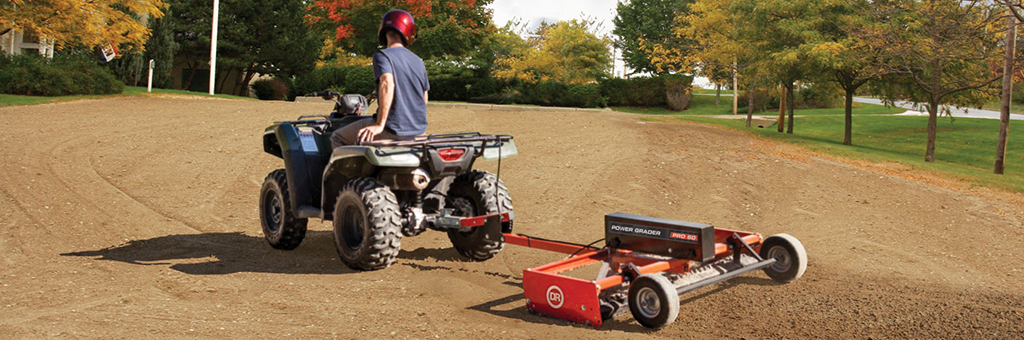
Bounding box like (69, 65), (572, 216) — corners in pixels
(487, 0), (621, 36)
(487, 0), (626, 76)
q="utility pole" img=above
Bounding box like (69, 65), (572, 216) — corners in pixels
(996, 2), (1017, 174)
(209, 0), (220, 96)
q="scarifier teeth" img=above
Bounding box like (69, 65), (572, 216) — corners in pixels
(666, 254), (760, 288)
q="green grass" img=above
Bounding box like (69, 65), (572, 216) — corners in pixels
(614, 95), (905, 116)
(1, 86), (251, 107)
(620, 101), (1023, 193)
(692, 88), (723, 95)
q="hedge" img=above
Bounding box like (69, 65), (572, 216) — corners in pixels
(0, 53), (124, 96)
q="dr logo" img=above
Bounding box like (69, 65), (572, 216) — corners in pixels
(546, 285), (564, 309)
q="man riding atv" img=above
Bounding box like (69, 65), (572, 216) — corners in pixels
(259, 9), (516, 272)
(331, 9), (429, 147)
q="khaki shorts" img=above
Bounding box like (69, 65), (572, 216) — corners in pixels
(330, 117), (401, 148)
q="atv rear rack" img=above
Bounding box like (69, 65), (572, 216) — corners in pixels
(360, 132), (513, 148)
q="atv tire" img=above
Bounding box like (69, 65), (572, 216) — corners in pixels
(445, 170), (513, 261)
(333, 177), (403, 271)
(259, 169), (308, 250)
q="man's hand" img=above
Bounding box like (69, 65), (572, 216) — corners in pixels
(357, 124), (385, 143)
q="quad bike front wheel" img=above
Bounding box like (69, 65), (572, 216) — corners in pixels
(759, 233), (808, 283)
(445, 170), (513, 261)
(333, 177), (403, 271)
(259, 169), (308, 250)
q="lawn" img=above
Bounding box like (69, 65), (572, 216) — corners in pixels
(0, 86), (250, 107)
(618, 101), (1023, 193)
(614, 95), (905, 116)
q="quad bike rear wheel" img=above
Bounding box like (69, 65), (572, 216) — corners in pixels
(333, 177), (403, 271)
(259, 169), (308, 250)
(759, 233), (808, 283)
(446, 170), (513, 261)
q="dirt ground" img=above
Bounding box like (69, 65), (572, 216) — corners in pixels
(1, 96), (1022, 339)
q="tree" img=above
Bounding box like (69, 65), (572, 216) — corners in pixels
(861, 0), (1009, 162)
(795, 0), (890, 145)
(307, 0), (494, 59)
(0, 0), (165, 51)
(612, 0), (693, 75)
(997, 0), (1024, 174)
(491, 20), (612, 85)
(144, 9), (178, 89)
(167, 0), (322, 95)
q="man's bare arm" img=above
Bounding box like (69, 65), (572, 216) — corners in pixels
(358, 73), (395, 142)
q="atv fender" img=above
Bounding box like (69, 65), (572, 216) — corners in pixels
(267, 123), (331, 218)
(320, 146), (420, 220)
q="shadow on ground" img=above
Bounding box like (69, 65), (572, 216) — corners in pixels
(62, 231), (355, 275)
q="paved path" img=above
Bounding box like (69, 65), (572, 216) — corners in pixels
(852, 97), (1024, 121)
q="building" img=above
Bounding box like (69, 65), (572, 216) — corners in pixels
(1, 29), (55, 58)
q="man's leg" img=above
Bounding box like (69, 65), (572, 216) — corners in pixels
(330, 118), (374, 148)
(330, 118), (403, 148)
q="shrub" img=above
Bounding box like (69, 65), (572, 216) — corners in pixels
(562, 84), (605, 108)
(250, 78), (283, 100)
(600, 76), (666, 107)
(468, 77), (500, 98)
(663, 74), (693, 111)
(0, 53), (124, 96)
(293, 65), (348, 96)
(522, 80), (567, 106)
(429, 77), (471, 101)
(344, 66), (375, 96)
(796, 83), (840, 109)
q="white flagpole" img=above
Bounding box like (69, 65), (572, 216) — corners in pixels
(208, 0), (220, 95)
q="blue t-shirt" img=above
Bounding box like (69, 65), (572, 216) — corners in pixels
(373, 47), (429, 136)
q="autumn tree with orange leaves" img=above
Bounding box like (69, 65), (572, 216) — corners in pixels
(307, 0), (494, 58)
(0, 0), (165, 52)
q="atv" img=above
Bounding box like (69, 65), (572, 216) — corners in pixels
(259, 91), (517, 271)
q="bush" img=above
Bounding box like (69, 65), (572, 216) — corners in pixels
(663, 74), (693, 111)
(0, 53), (124, 96)
(796, 83), (840, 109)
(522, 80), (567, 106)
(250, 78), (286, 100)
(429, 77), (472, 101)
(344, 66), (375, 96)
(468, 77), (500, 98)
(293, 65), (348, 96)
(562, 84), (604, 108)
(600, 76), (663, 107)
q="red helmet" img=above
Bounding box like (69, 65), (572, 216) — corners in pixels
(379, 10), (417, 46)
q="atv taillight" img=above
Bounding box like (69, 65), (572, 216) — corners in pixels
(438, 148), (465, 161)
